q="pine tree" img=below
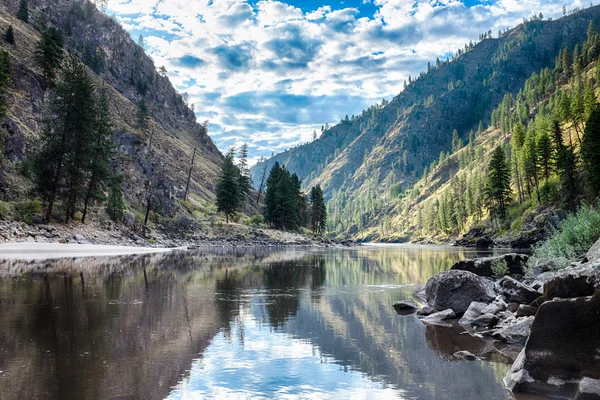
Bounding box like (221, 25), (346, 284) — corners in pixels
(485, 146), (512, 219)
(34, 27), (64, 87)
(237, 143), (251, 196)
(16, 0), (28, 23)
(582, 107), (600, 198)
(523, 131), (541, 203)
(34, 56), (97, 222)
(451, 129), (463, 152)
(136, 98), (150, 131)
(107, 175), (125, 222)
(536, 129), (553, 185)
(551, 120), (579, 211)
(81, 89), (114, 223)
(0, 51), (11, 120)
(310, 185), (327, 234)
(4, 25), (15, 45)
(216, 150), (241, 223)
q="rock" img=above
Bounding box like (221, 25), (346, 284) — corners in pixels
(73, 234), (90, 244)
(453, 351), (480, 361)
(481, 303), (501, 315)
(412, 284), (427, 303)
(451, 254), (529, 278)
(393, 300), (418, 315)
(531, 257), (570, 276)
(515, 305), (537, 318)
(504, 296), (600, 398)
(425, 270), (497, 314)
(455, 227), (486, 247)
(575, 378), (600, 400)
(417, 306), (436, 316)
(459, 301), (488, 327)
(585, 237), (600, 264)
(499, 276), (540, 304)
(425, 323), (495, 362)
(494, 316), (534, 345)
(471, 313), (499, 328)
(476, 236), (493, 249)
(421, 309), (456, 323)
(544, 263), (600, 300)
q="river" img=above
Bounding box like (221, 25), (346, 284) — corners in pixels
(0, 245), (545, 399)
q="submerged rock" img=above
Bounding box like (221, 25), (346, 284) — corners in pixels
(393, 301), (418, 315)
(504, 295), (600, 398)
(425, 270), (497, 314)
(453, 351), (480, 361)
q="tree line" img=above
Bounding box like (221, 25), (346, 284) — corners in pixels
(216, 157), (327, 234)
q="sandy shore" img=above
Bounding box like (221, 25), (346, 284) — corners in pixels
(0, 242), (177, 261)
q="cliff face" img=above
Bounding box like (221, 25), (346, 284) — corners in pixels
(252, 6), (600, 203)
(0, 0), (223, 218)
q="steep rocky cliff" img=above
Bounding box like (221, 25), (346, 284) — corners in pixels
(0, 0), (223, 220)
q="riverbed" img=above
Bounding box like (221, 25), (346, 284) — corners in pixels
(0, 245), (548, 399)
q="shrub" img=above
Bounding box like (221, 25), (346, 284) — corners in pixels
(249, 214), (264, 225)
(0, 201), (12, 220)
(533, 204), (600, 262)
(13, 200), (41, 224)
(539, 181), (559, 204)
(491, 259), (508, 279)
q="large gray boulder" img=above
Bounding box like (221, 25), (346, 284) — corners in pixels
(425, 270), (497, 314)
(544, 263), (600, 300)
(504, 295), (600, 398)
(451, 254), (529, 278)
(584, 237), (600, 264)
(493, 316), (534, 345)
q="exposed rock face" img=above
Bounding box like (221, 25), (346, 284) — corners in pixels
(585, 238), (600, 264)
(544, 263), (600, 300)
(476, 236), (493, 249)
(425, 270), (497, 314)
(505, 296), (600, 398)
(451, 254), (529, 278)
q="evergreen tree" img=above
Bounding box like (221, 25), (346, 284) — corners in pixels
(582, 107), (600, 199)
(551, 120), (579, 211)
(536, 129), (553, 185)
(16, 0), (28, 23)
(216, 150), (241, 223)
(82, 89), (114, 223)
(523, 131), (541, 203)
(237, 143), (251, 196)
(485, 146), (512, 219)
(451, 129), (463, 152)
(34, 27), (64, 87)
(4, 25), (15, 45)
(136, 98), (150, 131)
(107, 175), (125, 222)
(310, 185), (327, 234)
(0, 51), (11, 119)
(34, 56), (97, 222)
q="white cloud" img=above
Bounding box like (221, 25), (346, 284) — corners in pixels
(102, 0), (593, 163)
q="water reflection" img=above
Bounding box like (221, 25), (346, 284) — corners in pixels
(0, 245), (528, 399)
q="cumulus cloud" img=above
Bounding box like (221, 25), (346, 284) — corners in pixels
(103, 0), (591, 163)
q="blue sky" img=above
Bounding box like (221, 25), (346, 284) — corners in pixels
(103, 0), (589, 164)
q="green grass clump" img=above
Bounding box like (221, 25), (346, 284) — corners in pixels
(534, 204), (600, 262)
(491, 259), (509, 278)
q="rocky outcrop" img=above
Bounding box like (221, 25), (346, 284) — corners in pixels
(584, 237), (600, 263)
(424, 270), (497, 314)
(451, 254), (529, 278)
(393, 300), (418, 315)
(498, 276), (540, 305)
(504, 295), (600, 398)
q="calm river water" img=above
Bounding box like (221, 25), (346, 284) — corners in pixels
(0, 245), (542, 399)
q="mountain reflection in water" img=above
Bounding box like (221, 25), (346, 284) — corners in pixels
(0, 245), (533, 399)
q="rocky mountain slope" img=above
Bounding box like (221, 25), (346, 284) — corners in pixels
(252, 5), (600, 237)
(0, 0), (223, 222)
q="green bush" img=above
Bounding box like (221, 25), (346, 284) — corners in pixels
(0, 201), (12, 220)
(539, 181), (559, 205)
(249, 214), (264, 225)
(13, 200), (41, 224)
(534, 204), (600, 262)
(491, 259), (509, 279)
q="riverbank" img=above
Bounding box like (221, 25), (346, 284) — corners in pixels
(0, 220), (351, 249)
(397, 240), (600, 398)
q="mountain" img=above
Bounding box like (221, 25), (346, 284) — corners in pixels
(252, 5), (600, 238)
(0, 0), (222, 221)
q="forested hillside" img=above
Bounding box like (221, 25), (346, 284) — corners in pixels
(331, 16), (600, 243)
(252, 5), (600, 242)
(0, 0), (224, 227)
